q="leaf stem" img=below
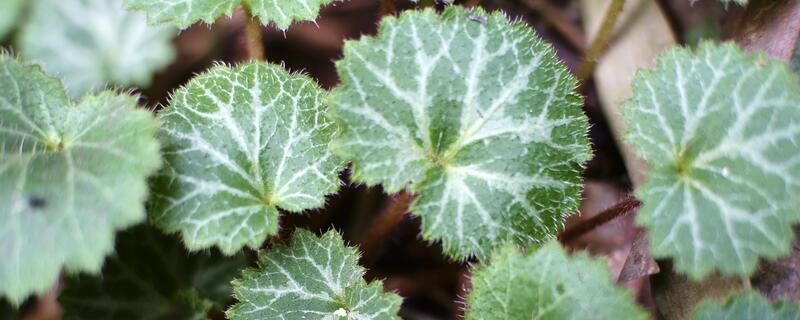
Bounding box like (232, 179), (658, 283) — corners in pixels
(576, 0), (625, 83)
(242, 6), (265, 61)
(558, 193), (640, 243)
(362, 191), (416, 259)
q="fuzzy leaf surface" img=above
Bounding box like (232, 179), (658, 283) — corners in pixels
(18, 0), (175, 98)
(329, 7), (591, 259)
(227, 229), (401, 320)
(692, 290), (800, 320)
(0, 56), (161, 305)
(465, 242), (648, 320)
(623, 42), (800, 279)
(59, 225), (247, 320)
(150, 61), (343, 255)
(125, 0), (338, 30)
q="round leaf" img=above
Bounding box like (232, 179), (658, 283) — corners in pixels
(150, 61), (343, 254)
(692, 290), (800, 320)
(623, 42), (800, 278)
(18, 0), (176, 98)
(227, 229), (401, 320)
(465, 242), (648, 320)
(0, 56), (161, 305)
(329, 7), (591, 259)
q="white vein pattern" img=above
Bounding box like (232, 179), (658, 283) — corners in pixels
(329, 8), (591, 259)
(464, 242), (647, 320)
(227, 230), (401, 320)
(19, 0), (175, 98)
(623, 42), (800, 278)
(151, 61), (343, 255)
(0, 56), (161, 305)
(125, 0), (339, 30)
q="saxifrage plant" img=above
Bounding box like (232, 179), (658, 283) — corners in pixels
(1, 0), (798, 319)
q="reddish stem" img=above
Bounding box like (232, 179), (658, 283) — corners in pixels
(558, 194), (641, 243)
(362, 191), (416, 258)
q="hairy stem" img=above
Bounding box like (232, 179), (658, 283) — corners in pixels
(362, 191), (416, 259)
(558, 194), (641, 243)
(242, 7), (265, 61)
(576, 0), (625, 83)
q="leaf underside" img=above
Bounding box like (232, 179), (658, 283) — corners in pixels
(0, 56), (161, 305)
(150, 61), (343, 255)
(329, 7), (591, 260)
(623, 42), (800, 279)
(124, 0), (338, 30)
(59, 225), (247, 320)
(465, 242), (648, 320)
(17, 0), (175, 98)
(227, 229), (401, 320)
(692, 290), (800, 320)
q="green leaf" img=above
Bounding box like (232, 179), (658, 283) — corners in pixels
(59, 225), (247, 320)
(464, 242), (648, 320)
(0, 56), (161, 305)
(692, 290), (800, 320)
(227, 229), (401, 320)
(622, 42), (800, 279)
(150, 61), (343, 255)
(0, 0), (24, 40)
(17, 0), (175, 98)
(125, 0), (339, 30)
(328, 7), (591, 260)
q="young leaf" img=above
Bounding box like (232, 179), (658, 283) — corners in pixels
(0, 56), (161, 305)
(125, 0), (339, 30)
(692, 290), (800, 320)
(464, 242), (648, 320)
(18, 0), (175, 98)
(59, 225), (247, 319)
(328, 7), (591, 260)
(622, 42), (800, 279)
(0, 0), (24, 40)
(227, 229), (401, 320)
(150, 61), (343, 255)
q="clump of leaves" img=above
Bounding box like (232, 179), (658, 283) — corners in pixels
(464, 242), (648, 319)
(329, 7), (591, 260)
(692, 290), (800, 319)
(149, 61), (343, 254)
(623, 42), (800, 279)
(17, 0), (175, 98)
(59, 225), (247, 319)
(0, 55), (161, 304)
(125, 0), (340, 29)
(227, 229), (401, 320)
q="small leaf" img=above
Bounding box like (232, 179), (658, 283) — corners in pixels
(125, 0), (340, 30)
(692, 290), (800, 320)
(0, 56), (161, 305)
(464, 242), (648, 320)
(150, 61), (343, 254)
(0, 0), (24, 40)
(622, 42), (800, 279)
(329, 7), (591, 259)
(227, 229), (401, 320)
(59, 225), (247, 320)
(18, 0), (175, 98)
